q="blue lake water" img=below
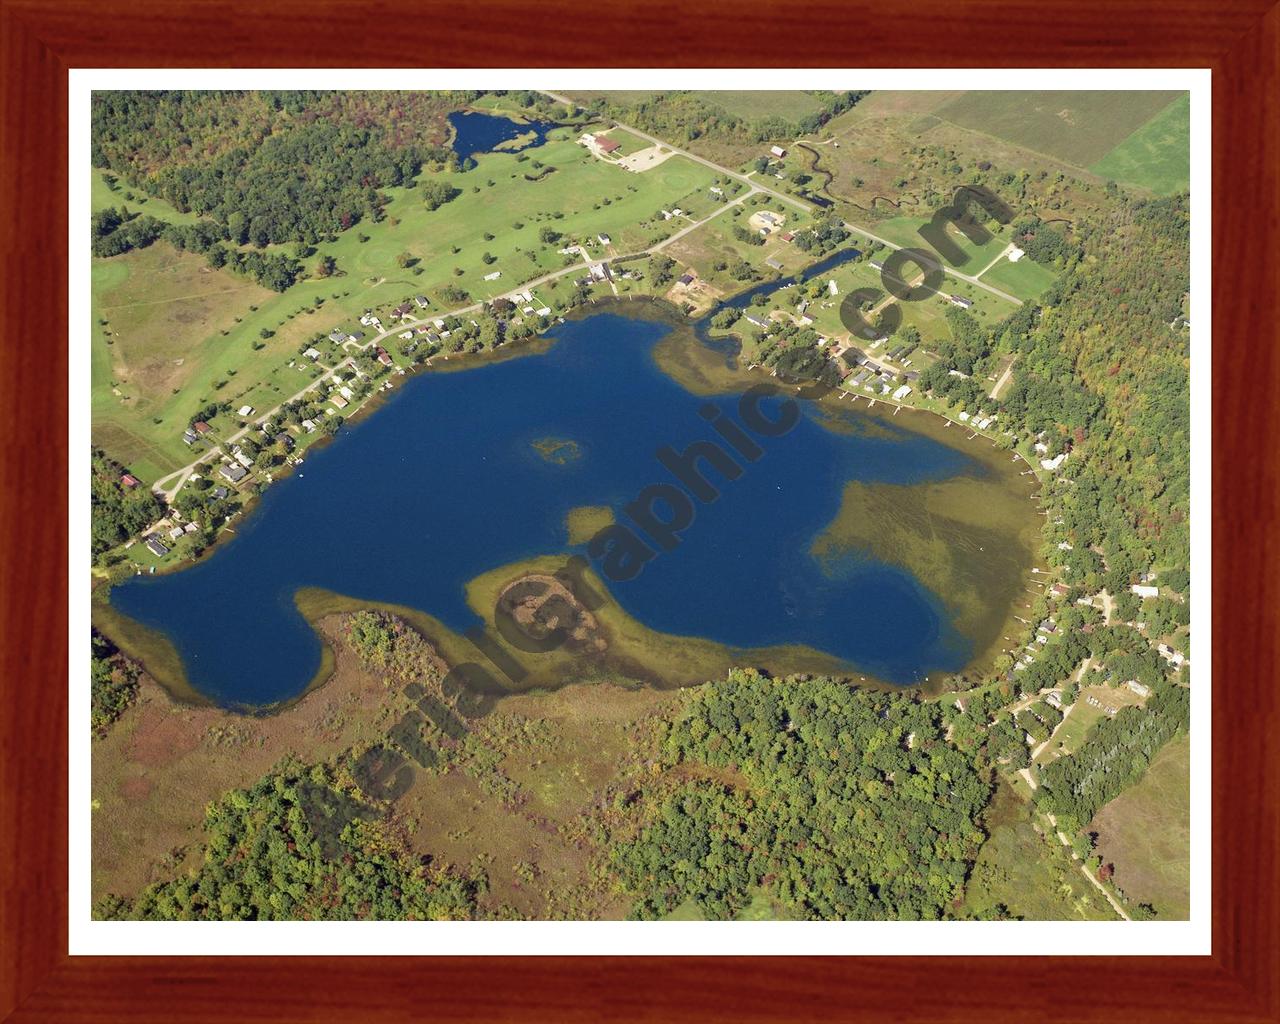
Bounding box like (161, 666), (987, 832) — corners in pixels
(448, 111), (557, 163)
(110, 310), (1002, 706)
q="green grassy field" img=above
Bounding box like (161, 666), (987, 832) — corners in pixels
(1089, 733), (1190, 919)
(90, 132), (723, 477)
(871, 215), (1013, 273)
(704, 91), (826, 122)
(91, 168), (203, 226)
(1090, 93), (1191, 194)
(979, 254), (1059, 301)
(936, 91), (1183, 167)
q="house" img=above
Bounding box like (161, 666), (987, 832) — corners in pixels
(827, 280), (839, 297)
(483, 271), (502, 281)
(869, 259), (885, 271)
(1045, 691), (1063, 710)
(1058, 541), (1074, 551)
(211, 487), (229, 500)
(238, 405), (254, 417)
(349, 331), (366, 343)
(1007, 246), (1025, 263)
(1051, 582), (1071, 597)
(304, 347), (321, 361)
(597, 233), (611, 245)
(120, 473), (140, 489)
(535, 306), (552, 317)
(328, 329), (347, 343)
(182, 429), (198, 446)
(219, 463), (248, 483)
(780, 232), (795, 243)
(948, 294), (973, 309)
(301, 419), (317, 434)
(194, 421), (212, 436)
(892, 385), (912, 401)
(184, 522), (198, 534)
(339, 386), (354, 401)
(958, 411), (971, 422)
(376, 348), (393, 367)
(1126, 680), (1152, 698)
(145, 537), (169, 558)
(414, 295), (429, 309)
(594, 134), (620, 153)
(744, 313), (770, 329)
(1040, 452), (1067, 471)
(709, 186), (723, 196)
(749, 210), (785, 234)
(331, 395), (349, 410)
(393, 302), (413, 317)
(234, 451), (253, 469)
(765, 257), (783, 271)
(769, 145), (787, 158)
(168, 526), (184, 541)
(677, 272), (695, 286)
(1131, 584), (1159, 599)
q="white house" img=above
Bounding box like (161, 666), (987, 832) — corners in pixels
(1040, 452), (1067, 472)
(769, 145), (787, 158)
(1131, 584), (1159, 599)
(1008, 246), (1026, 263)
(892, 385), (912, 401)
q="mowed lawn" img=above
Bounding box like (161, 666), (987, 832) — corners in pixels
(937, 91), (1183, 167)
(979, 255), (1059, 301)
(1090, 93), (1191, 194)
(89, 132), (722, 478)
(870, 215), (1013, 274)
(1089, 733), (1191, 920)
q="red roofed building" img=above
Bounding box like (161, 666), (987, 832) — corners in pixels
(194, 421), (212, 435)
(376, 347), (393, 367)
(594, 135), (620, 154)
(120, 473), (140, 489)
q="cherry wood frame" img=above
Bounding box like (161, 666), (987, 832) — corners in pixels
(2, 1), (1275, 1020)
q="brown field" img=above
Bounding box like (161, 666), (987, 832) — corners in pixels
(91, 612), (677, 918)
(1090, 733), (1191, 919)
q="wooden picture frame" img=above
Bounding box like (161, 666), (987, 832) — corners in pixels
(1, 1), (1273, 1019)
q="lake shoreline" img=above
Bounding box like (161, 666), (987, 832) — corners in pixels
(95, 270), (1042, 713)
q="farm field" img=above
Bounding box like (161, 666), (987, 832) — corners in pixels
(90, 132), (725, 479)
(703, 91), (826, 122)
(979, 255), (1059, 301)
(1090, 93), (1191, 194)
(936, 91), (1183, 167)
(1089, 733), (1191, 919)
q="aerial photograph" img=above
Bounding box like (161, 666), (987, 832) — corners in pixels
(87, 88), (1192, 923)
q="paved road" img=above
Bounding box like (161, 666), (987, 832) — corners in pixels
(548, 92), (1023, 307)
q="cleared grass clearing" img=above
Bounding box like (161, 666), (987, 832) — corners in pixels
(1090, 93), (1190, 195)
(979, 255), (1058, 301)
(703, 91), (826, 122)
(1090, 733), (1190, 919)
(91, 167), (203, 225)
(937, 91), (1183, 167)
(871, 214), (1013, 273)
(91, 243), (278, 479)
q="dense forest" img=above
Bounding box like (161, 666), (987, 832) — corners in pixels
(92, 91), (470, 246)
(613, 668), (991, 920)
